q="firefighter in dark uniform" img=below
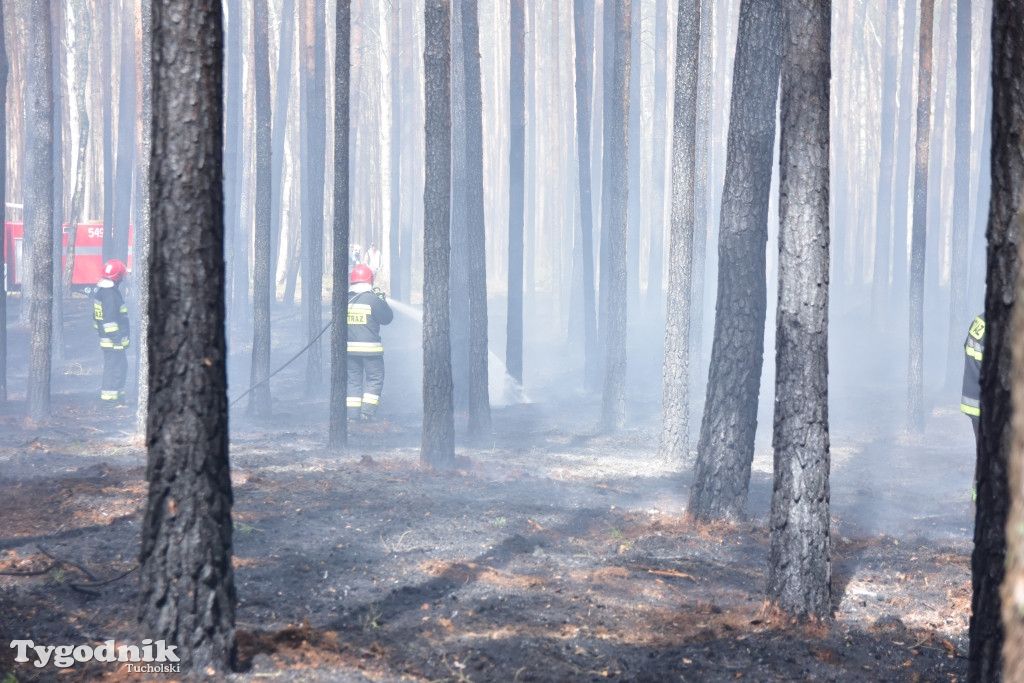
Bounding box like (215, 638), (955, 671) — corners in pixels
(347, 264), (393, 421)
(961, 313), (984, 440)
(961, 313), (984, 501)
(93, 259), (130, 404)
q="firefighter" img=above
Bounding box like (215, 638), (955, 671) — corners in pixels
(961, 313), (984, 440)
(347, 264), (393, 421)
(961, 313), (984, 502)
(93, 259), (130, 405)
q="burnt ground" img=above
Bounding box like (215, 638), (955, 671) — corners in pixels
(0, 294), (975, 682)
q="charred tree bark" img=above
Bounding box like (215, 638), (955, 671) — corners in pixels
(600, 0), (630, 431)
(26, 0), (54, 422)
(659, 0), (699, 462)
(421, 0), (455, 469)
(462, 0), (491, 437)
(687, 0), (781, 523)
(767, 0), (831, 618)
(506, 0), (525, 389)
(250, 0), (273, 417)
(140, 0), (236, 673)
(329, 0), (352, 450)
(973, 1), (1024, 677)
(907, 0), (934, 434)
(573, 0), (599, 392)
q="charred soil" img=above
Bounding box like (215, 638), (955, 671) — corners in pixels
(0, 295), (973, 682)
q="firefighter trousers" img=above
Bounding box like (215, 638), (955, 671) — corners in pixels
(347, 354), (385, 419)
(101, 348), (127, 402)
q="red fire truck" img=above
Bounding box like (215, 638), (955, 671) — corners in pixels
(3, 221), (133, 293)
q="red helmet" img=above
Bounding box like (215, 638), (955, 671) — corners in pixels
(350, 264), (374, 285)
(102, 259), (127, 282)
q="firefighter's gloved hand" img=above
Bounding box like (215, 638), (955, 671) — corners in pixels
(372, 287), (387, 301)
(122, 337), (130, 348)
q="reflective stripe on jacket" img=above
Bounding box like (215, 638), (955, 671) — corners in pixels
(961, 314), (984, 417)
(346, 287), (393, 355)
(94, 281), (130, 350)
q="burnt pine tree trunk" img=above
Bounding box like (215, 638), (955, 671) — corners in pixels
(302, 0), (327, 392)
(766, 0), (831, 618)
(907, 0), (934, 434)
(50, 2), (65, 362)
(462, 0), (491, 437)
(506, 0), (525, 389)
(625, 0), (641, 308)
(659, 0), (699, 461)
(26, 0), (54, 423)
(270, 0), (295, 282)
(945, 0), (972, 385)
(388, 4), (402, 302)
(135, 0), (152, 438)
(971, 1), (1022, 676)
(689, 0), (713, 392)
(250, 0), (273, 417)
(421, 0), (455, 469)
(329, 0), (351, 450)
(140, 0), (236, 672)
(573, 0), (599, 392)
(101, 0), (113, 262)
(63, 0), (90, 298)
(870, 0), (900, 326)
(450, 0), (470, 413)
(600, 0), (630, 431)
(0, 0), (7, 401)
(890, 0), (917, 309)
(111, 0), (136, 263)
(1002, 1), (1024, 669)
(686, 0), (782, 523)
(223, 0), (243, 325)
(645, 0), (669, 317)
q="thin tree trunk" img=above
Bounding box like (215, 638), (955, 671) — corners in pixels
(908, 0), (934, 433)
(573, 0), (599, 391)
(50, 1), (65, 362)
(421, 0), (455, 469)
(600, 0), (630, 431)
(506, 0), (525, 388)
(659, 0), (699, 461)
(270, 0), (295, 292)
(329, 0), (351, 449)
(250, 0), (273, 417)
(463, 0), (491, 437)
(135, 0), (152, 438)
(63, 0), (90, 298)
(946, 0), (972, 385)
(26, 0), (54, 422)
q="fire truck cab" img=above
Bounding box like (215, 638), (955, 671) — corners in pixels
(3, 222), (133, 294)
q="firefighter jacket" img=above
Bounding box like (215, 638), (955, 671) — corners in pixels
(961, 313), (984, 418)
(347, 283), (393, 355)
(93, 279), (130, 350)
